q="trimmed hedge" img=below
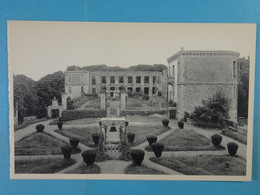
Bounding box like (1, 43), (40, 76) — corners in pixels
(211, 134), (223, 147)
(162, 119), (169, 127)
(131, 149), (145, 166)
(146, 135), (157, 146)
(151, 142), (164, 157)
(127, 132), (135, 143)
(178, 121), (184, 129)
(36, 124), (45, 132)
(82, 150), (97, 167)
(121, 110), (167, 116)
(61, 145), (73, 159)
(92, 133), (100, 145)
(69, 137), (80, 149)
(227, 142), (239, 156)
(61, 110), (106, 121)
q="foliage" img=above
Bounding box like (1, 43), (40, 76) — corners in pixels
(190, 90), (231, 128)
(61, 110), (106, 121)
(61, 145), (73, 159)
(13, 75), (38, 117)
(146, 135), (157, 146)
(127, 132), (135, 143)
(237, 57), (250, 118)
(131, 149), (145, 166)
(66, 64), (167, 72)
(69, 137), (80, 149)
(151, 142), (164, 157)
(211, 134), (223, 147)
(227, 142), (239, 156)
(121, 110), (167, 116)
(14, 118), (48, 131)
(57, 120), (63, 130)
(92, 133), (100, 145)
(36, 124), (45, 132)
(178, 121), (184, 129)
(34, 71), (65, 118)
(82, 150), (97, 167)
(162, 119), (169, 127)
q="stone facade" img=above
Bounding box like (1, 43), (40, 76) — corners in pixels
(64, 69), (167, 99)
(167, 49), (239, 122)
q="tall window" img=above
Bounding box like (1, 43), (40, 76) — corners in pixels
(68, 74), (72, 84)
(144, 76), (149, 83)
(153, 76), (156, 84)
(80, 74), (84, 83)
(233, 61), (237, 79)
(110, 76), (115, 83)
(136, 87), (141, 93)
(172, 65), (175, 77)
(152, 87), (156, 94)
(69, 87), (72, 94)
(101, 76), (106, 83)
(92, 76), (96, 85)
(128, 76), (132, 83)
(136, 76), (141, 83)
(234, 86), (236, 98)
(119, 76), (124, 83)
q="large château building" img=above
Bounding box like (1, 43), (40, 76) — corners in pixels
(64, 68), (168, 99)
(167, 49), (240, 121)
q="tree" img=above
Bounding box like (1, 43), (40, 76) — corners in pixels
(13, 75), (38, 117)
(34, 71), (65, 118)
(191, 90), (231, 124)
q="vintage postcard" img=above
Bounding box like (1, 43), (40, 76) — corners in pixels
(8, 21), (256, 181)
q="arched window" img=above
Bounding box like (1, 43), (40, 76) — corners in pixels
(92, 76), (96, 85)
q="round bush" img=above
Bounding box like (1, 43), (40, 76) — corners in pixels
(178, 121), (184, 129)
(57, 121), (63, 130)
(146, 135), (157, 146)
(69, 137), (80, 149)
(211, 134), (223, 147)
(82, 150), (97, 167)
(227, 142), (239, 156)
(99, 121), (102, 126)
(36, 124), (45, 132)
(92, 133), (100, 145)
(151, 142), (164, 157)
(127, 132), (135, 143)
(61, 145), (73, 160)
(131, 149), (145, 166)
(162, 119), (169, 127)
(125, 121), (129, 127)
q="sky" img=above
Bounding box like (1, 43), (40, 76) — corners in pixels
(8, 21), (256, 81)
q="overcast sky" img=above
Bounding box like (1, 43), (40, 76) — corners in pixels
(8, 21), (256, 81)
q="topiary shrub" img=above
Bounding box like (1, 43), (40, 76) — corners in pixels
(146, 135), (157, 146)
(211, 134), (223, 147)
(61, 145), (73, 159)
(131, 149), (145, 166)
(92, 133), (100, 145)
(162, 119), (169, 127)
(99, 121), (102, 126)
(178, 121), (184, 129)
(227, 142), (239, 156)
(82, 150), (97, 167)
(36, 124), (45, 132)
(151, 142), (164, 157)
(57, 121), (63, 130)
(69, 137), (80, 149)
(125, 121), (129, 127)
(127, 132), (135, 143)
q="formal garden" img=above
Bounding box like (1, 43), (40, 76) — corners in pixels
(14, 110), (247, 175)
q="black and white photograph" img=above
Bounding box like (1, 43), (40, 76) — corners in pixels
(8, 21), (256, 181)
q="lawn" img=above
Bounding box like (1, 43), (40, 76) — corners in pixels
(145, 129), (225, 151)
(127, 125), (171, 146)
(65, 164), (100, 174)
(15, 158), (76, 173)
(150, 155), (246, 175)
(55, 126), (100, 147)
(126, 115), (165, 123)
(55, 125), (170, 147)
(15, 132), (68, 155)
(125, 165), (165, 175)
(222, 130), (247, 144)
